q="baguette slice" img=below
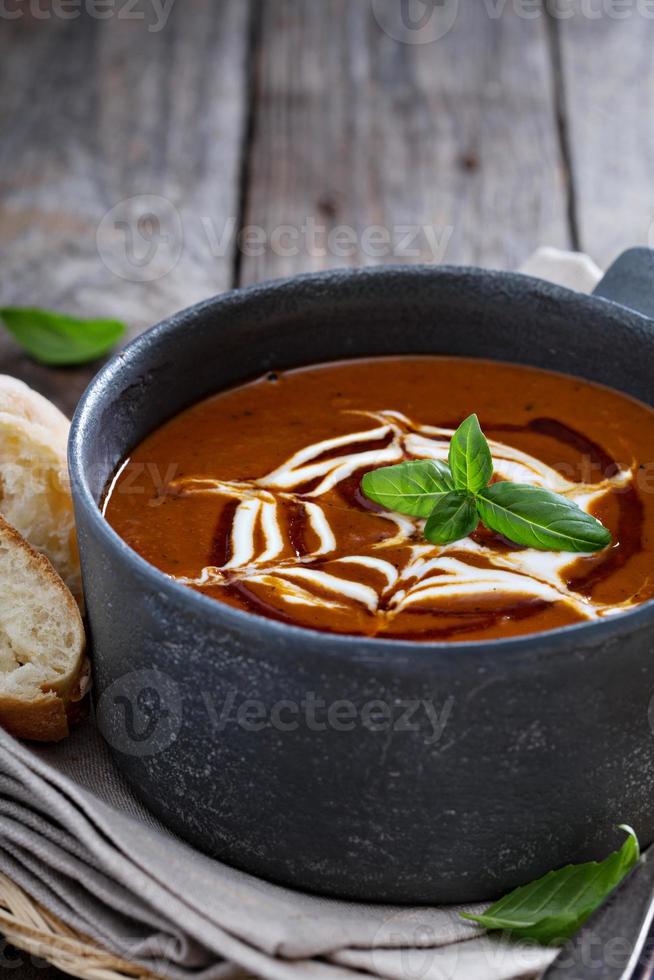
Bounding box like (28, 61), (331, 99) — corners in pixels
(0, 375), (81, 603)
(0, 516), (87, 742)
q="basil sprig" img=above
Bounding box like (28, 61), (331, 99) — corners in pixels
(448, 412), (493, 493)
(360, 414), (612, 552)
(476, 482), (613, 553)
(359, 458), (454, 518)
(424, 491), (477, 544)
(461, 825), (639, 944)
(0, 307), (126, 366)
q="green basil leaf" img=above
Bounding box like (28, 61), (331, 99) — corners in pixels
(424, 491), (478, 545)
(476, 482), (612, 552)
(461, 825), (639, 944)
(448, 414), (493, 493)
(0, 307), (126, 366)
(361, 459), (455, 518)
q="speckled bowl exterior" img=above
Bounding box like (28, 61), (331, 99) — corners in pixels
(69, 249), (654, 903)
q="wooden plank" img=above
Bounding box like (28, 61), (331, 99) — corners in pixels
(556, 12), (654, 269)
(0, 0), (250, 415)
(238, 0), (571, 286)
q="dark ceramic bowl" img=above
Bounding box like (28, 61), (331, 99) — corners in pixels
(69, 248), (654, 904)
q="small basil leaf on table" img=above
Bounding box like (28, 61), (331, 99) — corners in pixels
(461, 825), (640, 944)
(448, 414), (494, 493)
(361, 459), (454, 518)
(476, 482), (612, 552)
(424, 491), (478, 545)
(0, 307), (126, 366)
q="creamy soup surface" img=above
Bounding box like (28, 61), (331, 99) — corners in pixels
(104, 357), (654, 641)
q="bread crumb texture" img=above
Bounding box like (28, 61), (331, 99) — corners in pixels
(0, 377), (87, 741)
(0, 375), (81, 601)
(0, 517), (86, 740)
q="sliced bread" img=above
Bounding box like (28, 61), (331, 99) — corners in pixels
(0, 375), (81, 602)
(0, 516), (87, 742)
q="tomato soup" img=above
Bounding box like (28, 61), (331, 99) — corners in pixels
(103, 357), (654, 641)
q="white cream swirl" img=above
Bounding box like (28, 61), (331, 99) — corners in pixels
(169, 411), (634, 623)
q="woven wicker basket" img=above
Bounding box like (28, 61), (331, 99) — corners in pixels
(0, 871), (163, 979)
(0, 872), (264, 980)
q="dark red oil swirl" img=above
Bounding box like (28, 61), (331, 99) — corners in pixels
(208, 499), (239, 567)
(205, 417), (644, 636)
(489, 418), (643, 600)
(490, 418), (616, 478)
(566, 485), (643, 595)
(286, 499), (308, 557)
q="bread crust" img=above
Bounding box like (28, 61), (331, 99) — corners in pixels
(0, 375), (81, 602)
(0, 375), (70, 447)
(0, 691), (70, 742)
(0, 515), (87, 742)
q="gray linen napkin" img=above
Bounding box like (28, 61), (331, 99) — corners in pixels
(0, 250), (601, 980)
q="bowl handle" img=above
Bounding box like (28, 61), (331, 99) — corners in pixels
(592, 247), (654, 320)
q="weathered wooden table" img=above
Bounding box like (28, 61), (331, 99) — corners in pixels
(2, 0), (654, 413)
(0, 1), (653, 977)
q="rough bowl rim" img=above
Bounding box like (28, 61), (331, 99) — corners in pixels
(68, 263), (654, 661)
